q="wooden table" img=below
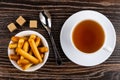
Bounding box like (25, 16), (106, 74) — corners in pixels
(0, 0), (120, 80)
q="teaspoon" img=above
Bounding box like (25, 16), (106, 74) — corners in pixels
(39, 11), (62, 65)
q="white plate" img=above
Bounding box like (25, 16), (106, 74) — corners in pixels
(8, 30), (49, 72)
(60, 10), (116, 66)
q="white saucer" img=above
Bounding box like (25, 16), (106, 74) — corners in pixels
(60, 10), (116, 66)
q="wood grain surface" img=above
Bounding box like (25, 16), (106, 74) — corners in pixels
(0, 0), (120, 80)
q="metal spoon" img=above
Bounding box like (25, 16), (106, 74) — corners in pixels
(39, 11), (62, 65)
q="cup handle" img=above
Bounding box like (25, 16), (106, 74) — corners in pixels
(103, 47), (112, 53)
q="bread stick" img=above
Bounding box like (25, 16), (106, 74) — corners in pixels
(23, 41), (29, 52)
(35, 37), (41, 47)
(17, 60), (22, 66)
(9, 43), (17, 49)
(16, 48), (39, 64)
(38, 47), (48, 53)
(21, 37), (28, 41)
(41, 53), (44, 59)
(29, 34), (36, 40)
(28, 39), (42, 63)
(18, 59), (30, 65)
(9, 54), (20, 61)
(11, 36), (20, 43)
(28, 37), (40, 55)
(20, 56), (24, 59)
(11, 36), (28, 43)
(18, 58), (31, 66)
(22, 63), (32, 70)
(18, 38), (25, 48)
(21, 41), (29, 59)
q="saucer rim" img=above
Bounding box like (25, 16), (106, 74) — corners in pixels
(60, 10), (116, 66)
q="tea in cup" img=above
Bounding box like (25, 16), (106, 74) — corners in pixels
(72, 20), (105, 53)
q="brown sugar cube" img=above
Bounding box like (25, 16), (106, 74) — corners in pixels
(7, 23), (17, 32)
(29, 20), (37, 28)
(16, 16), (26, 26)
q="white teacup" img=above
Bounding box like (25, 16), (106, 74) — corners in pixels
(71, 19), (110, 54)
(60, 10), (116, 66)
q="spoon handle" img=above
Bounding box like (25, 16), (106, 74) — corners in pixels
(50, 34), (62, 65)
